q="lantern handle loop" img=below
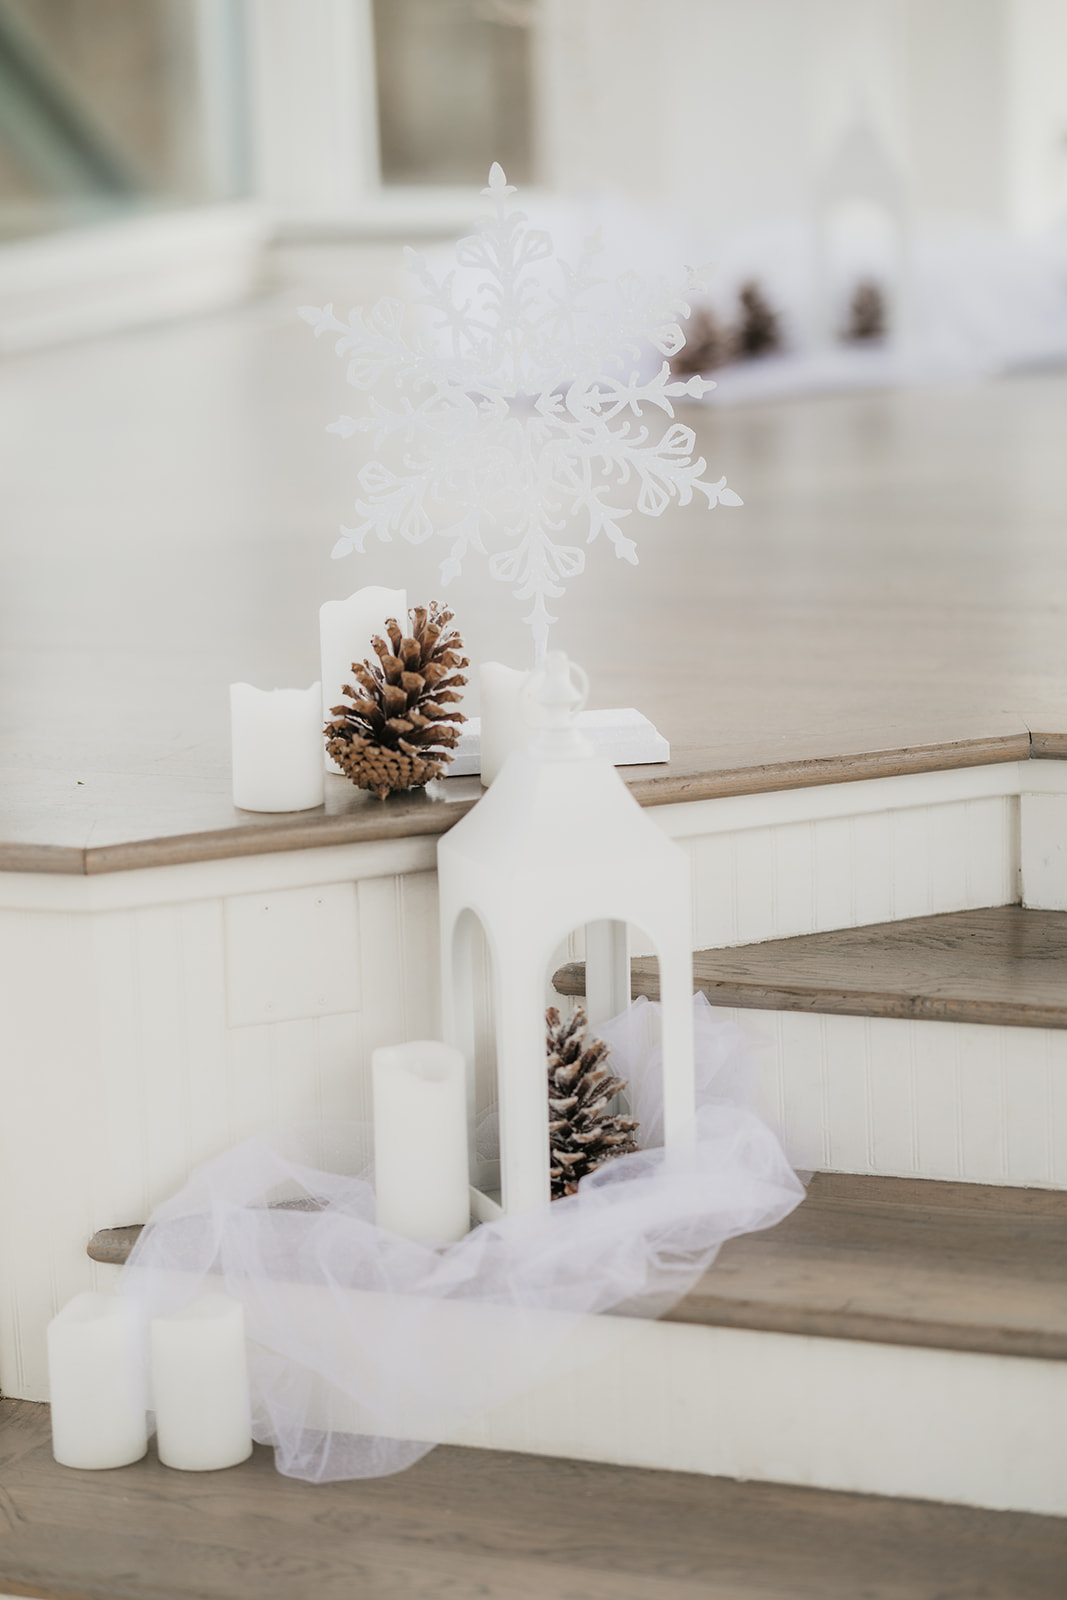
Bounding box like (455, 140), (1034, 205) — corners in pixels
(522, 652), (589, 730)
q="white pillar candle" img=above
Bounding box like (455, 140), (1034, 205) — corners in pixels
(373, 1040), (470, 1242)
(479, 662), (532, 786)
(230, 682), (325, 812)
(151, 1293), (252, 1472)
(47, 1292), (147, 1469)
(320, 586), (407, 771)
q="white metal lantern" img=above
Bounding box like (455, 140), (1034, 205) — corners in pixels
(438, 653), (696, 1219)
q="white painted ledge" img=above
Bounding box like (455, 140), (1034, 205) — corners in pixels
(0, 203), (271, 354)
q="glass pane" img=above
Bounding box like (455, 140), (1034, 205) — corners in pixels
(374, 0), (533, 187)
(0, 0), (248, 241)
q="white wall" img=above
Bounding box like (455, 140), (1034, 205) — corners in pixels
(531, 0), (1067, 236)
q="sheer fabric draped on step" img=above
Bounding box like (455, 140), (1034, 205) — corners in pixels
(120, 994), (803, 1481)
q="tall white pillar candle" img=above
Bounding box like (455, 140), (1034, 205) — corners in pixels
(47, 1293), (147, 1469)
(230, 682), (325, 812)
(373, 1041), (470, 1242)
(479, 662), (532, 786)
(151, 1293), (252, 1471)
(320, 586), (406, 770)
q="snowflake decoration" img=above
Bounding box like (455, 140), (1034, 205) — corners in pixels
(300, 163), (741, 659)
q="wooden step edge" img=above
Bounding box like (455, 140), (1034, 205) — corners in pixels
(552, 963), (1067, 1033)
(553, 905), (1067, 1032)
(87, 1224), (142, 1265)
(806, 1171), (1067, 1218)
(661, 1293), (1067, 1362)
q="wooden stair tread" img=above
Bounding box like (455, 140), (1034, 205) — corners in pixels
(554, 905), (1067, 1029)
(666, 1173), (1067, 1359)
(88, 1174), (1067, 1363)
(2, 1399), (1066, 1600)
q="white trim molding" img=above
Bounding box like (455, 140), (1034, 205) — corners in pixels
(0, 202), (270, 354)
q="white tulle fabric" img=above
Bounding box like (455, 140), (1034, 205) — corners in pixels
(119, 995), (803, 1482)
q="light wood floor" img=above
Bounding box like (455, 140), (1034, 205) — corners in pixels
(1, 246), (1066, 862)
(2, 1399), (1066, 1600)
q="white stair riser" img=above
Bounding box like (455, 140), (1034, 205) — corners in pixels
(449, 1320), (1067, 1517)
(721, 1007), (1067, 1189)
(65, 1276), (1067, 1517)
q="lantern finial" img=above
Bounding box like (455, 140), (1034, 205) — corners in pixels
(523, 653), (591, 760)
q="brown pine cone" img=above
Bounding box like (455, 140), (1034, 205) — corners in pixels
(547, 1005), (639, 1199)
(326, 602), (468, 800)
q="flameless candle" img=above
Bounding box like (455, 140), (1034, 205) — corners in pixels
(373, 1041), (470, 1242)
(478, 662), (532, 786)
(320, 586), (406, 770)
(47, 1293), (147, 1469)
(230, 682), (324, 812)
(151, 1293), (252, 1472)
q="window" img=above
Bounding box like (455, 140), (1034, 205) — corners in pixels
(373, 0), (533, 188)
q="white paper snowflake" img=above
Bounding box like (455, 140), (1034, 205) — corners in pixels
(301, 163), (741, 659)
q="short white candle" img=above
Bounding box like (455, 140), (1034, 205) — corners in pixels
(230, 682), (325, 813)
(151, 1293), (252, 1472)
(320, 586), (406, 770)
(47, 1292), (147, 1470)
(479, 662), (532, 786)
(373, 1041), (470, 1243)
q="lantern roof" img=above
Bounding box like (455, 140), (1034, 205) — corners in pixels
(439, 654), (684, 893)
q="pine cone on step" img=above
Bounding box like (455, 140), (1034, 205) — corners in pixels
(547, 1006), (639, 1199)
(731, 279), (782, 358)
(844, 279), (886, 343)
(671, 306), (727, 377)
(326, 602), (468, 801)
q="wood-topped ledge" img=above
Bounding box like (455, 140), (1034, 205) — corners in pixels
(2, 726), (1061, 877)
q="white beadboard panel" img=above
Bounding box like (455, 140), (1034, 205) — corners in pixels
(913, 1023), (965, 1181)
(316, 1012), (371, 1125)
(730, 825), (777, 946)
(1002, 1027), (1057, 1189)
(0, 909), (101, 1399)
(966, 795), (1021, 905)
(223, 1018), (367, 1163)
(812, 814), (854, 933)
(224, 882), (361, 1027)
(1021, 791), (1067, 911)
(682, 797), (1018, 952)
(771, 820), (815, 940)
(91, 901), (234, 1232)
(356, 871), (440, 1048)
(888, 803), (934, 921)
(868, 1018), (919, 1176)
(224, 1014), (363, 1136)
(851, 810), (893, 928)
(454, 1317), (1067, 1516)
(958, 1026), (1008, 1185)
(725, 1005), (1067, 1188)
(652, 762), (1027, 841)
(775, 1008), (827, 1169)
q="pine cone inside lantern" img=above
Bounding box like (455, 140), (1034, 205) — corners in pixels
(546, 1005), (639, 1199)
(326, 602), (468, 801)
